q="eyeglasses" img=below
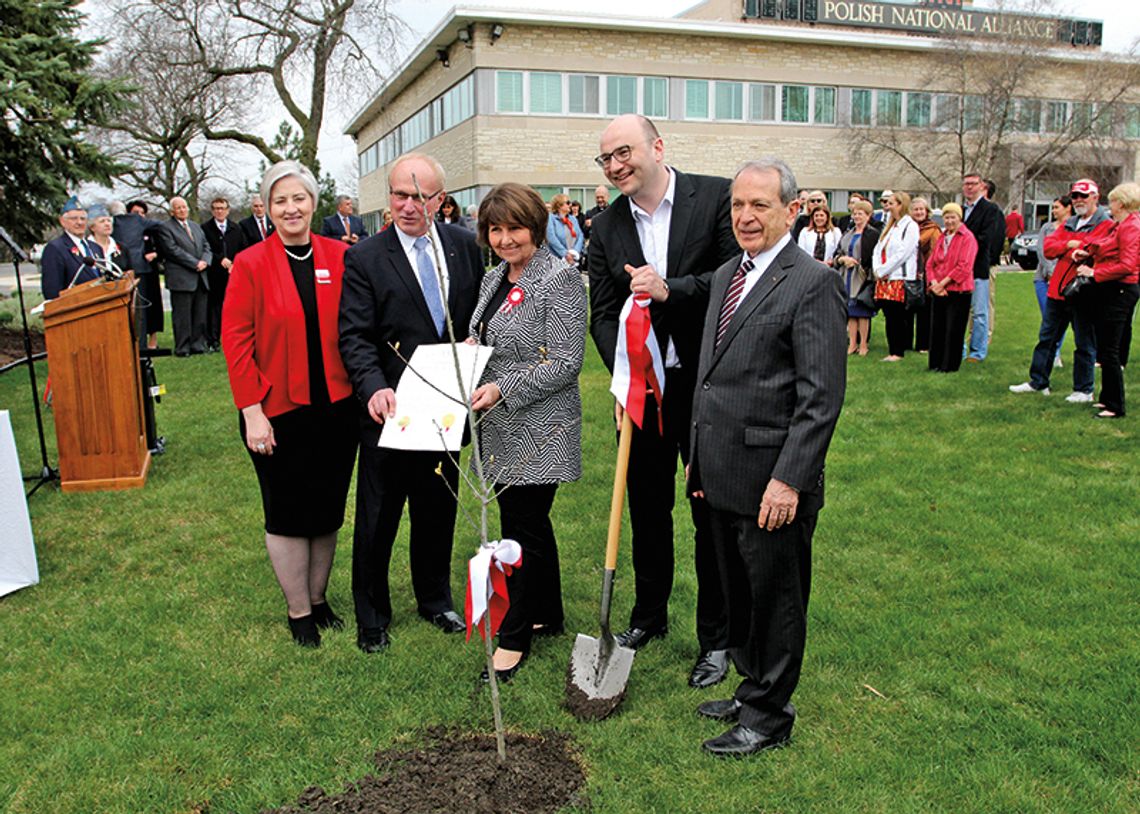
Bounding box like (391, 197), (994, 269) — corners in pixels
(808, 198), (825, 204)
(594, 145), (633, 169)
(390, 188), (442, 204)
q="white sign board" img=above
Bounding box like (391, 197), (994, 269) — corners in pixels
(0, 410), (39, 597)
(379, 343), (492, 452)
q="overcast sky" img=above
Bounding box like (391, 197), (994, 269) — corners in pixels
(314, 0), (1139, 184)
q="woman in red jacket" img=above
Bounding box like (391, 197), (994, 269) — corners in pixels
(1073, 182), (1140, 418)
(222, 161), (359, 646)
(925, 203), (977, 373)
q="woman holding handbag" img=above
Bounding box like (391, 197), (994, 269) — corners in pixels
(872, 191), (919, 361)
(833, 199), (880, 355)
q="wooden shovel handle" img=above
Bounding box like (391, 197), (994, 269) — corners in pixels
(605, 411), (634, 571)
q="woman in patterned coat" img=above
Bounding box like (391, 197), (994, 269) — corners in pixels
(468, 183), (587, 683)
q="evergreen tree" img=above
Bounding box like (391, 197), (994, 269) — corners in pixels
(0, 0), (128, 248)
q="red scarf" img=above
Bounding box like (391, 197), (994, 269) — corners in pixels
(561, 215), (577, 239)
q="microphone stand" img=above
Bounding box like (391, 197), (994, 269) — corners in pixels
(0, 226), (58, 496)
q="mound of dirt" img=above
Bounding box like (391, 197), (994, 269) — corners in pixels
(0, 327), (44, 367)
(260, 727), (587, 814)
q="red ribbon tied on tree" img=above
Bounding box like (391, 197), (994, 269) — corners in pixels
(498, 285), (525, 314)
(464, 539), (523, 641)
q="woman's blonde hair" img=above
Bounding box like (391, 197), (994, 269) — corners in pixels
(1107, 182), (1140, 212)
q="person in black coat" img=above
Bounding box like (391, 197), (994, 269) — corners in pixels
(588, 114), (739, 689)
(239, 195), (275, 245)
(115, 200), (165, 348)
(321, 196), (368, 245)
(337, 153), (483, 654)
(201, 197), (248, 351)
(40, 197), (101, 300)
(962, 173), (1005, 361)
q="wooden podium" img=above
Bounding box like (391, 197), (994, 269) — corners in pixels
(43, 275), (151, 492)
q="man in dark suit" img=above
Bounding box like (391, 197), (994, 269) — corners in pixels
(588, 114), (739, 689)
(962, 172), (1005, 361)
(112, 200), (163, 347)
(40, 196), (101, 299)
(322, 196), (368, 245)
(338, 153), (483, 654)
(689, 158), (846, 757)
(156, 196), (212, 356)
(238, 195), (274, 246)
(200, 197), (247, 351)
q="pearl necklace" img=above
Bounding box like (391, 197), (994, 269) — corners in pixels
(283, 245), (313, 261)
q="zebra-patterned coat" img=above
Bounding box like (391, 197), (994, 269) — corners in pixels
(468, 250), (586, 486)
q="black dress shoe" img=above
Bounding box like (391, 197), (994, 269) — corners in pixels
(702, 725), (790, 757)
(287, 614), (321, 648)
(697, 698), (742, 722)
(689, 649), (730, 688)
(615, 624), (667, 650)
(420, 610), (465, 633)
(356, 627), (390, 653)
(480, 653), (527, 684)
(310, 601), (344, 631)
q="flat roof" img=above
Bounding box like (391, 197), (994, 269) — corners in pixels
(343, 3), (1108, 137)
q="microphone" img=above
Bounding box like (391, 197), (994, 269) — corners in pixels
(67, 254), (98, 289)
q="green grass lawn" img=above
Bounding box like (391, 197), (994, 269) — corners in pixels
(0, 272), (1136, 813)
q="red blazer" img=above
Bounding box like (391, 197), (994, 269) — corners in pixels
(1086, 212), (1140, 285)
(221, 232), (352, 418)
(925, 224), (977, 292)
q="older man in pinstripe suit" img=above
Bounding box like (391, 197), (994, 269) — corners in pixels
(688, 158), (847, 757)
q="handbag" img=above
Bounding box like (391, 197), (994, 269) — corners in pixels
(1062, 273), (1092, 301)
(904, 278), (925, 310)
(855, 278), (878, 312)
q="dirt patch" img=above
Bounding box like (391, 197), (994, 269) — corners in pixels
(260, 727), (587, 814)
(0, 326), (44, 367)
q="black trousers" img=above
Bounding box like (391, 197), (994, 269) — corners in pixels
(913, 298), (932, 352)
(495, 482), (562, 653)
(880, 300), (910, 357)
(206, 268), (229, 348)
(170, 281), (208, 355)
(625, 367), (727, 650)
(1092, 281), (1140, 416)
(351, 445), (460, 632)
(708, 507), (815, 737)
(928, 291), (972, 372)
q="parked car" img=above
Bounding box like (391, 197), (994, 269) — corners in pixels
(1010, 232), (1039, 270)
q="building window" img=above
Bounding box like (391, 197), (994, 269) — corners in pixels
(1070, 101), (1093, 134)
(1044, 100), (1068, 133)
(934, 94), (959, 129)
(606, 75), (637, 115)
(877, 90), (902, 127)
(749, 83), (777, 122)
(1015, 98), (1042, 133)
(782, 85), (809, 123)
(568, 74), (600, 115)
(814, 87), (836, 125)
(906, 93), (931, 128)
(1125, 105), (1140, 139)
(644, 77), (668, 118)
(529, 72), (562, 114)
(496, 71), (523, 113)
(685, 79), (709, 119)
(441, 75), (474, 130)
(715, 81), (744, 121)
(851, 89), (872, 126)
(962, 95), (983, 131)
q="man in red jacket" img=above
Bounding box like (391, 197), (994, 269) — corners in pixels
(1009, 179), (1109, 401)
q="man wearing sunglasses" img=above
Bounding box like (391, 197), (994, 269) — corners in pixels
(587, 114), (740, 689)
(339, 152), (484, 654)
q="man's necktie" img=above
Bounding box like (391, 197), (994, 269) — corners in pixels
(414, 235), (446, 336)
(258, 218), (266, 239)
(343, 216), (351, 236)
(182, 220), (192, 240)
(715, 258), (754, 349)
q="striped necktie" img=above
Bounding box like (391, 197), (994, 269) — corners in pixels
(715, 258), (754, 349)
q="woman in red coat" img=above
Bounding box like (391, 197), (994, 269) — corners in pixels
(1073, 182), (1140, 418)
(925, 203), (977, 373)
(222, 161), (359, 646)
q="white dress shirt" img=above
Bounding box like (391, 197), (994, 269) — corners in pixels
(630, 167), (679, 367)
(739, 233), (792, 301)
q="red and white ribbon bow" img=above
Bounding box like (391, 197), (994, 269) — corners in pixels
(610, 293), (665, 433)
(464, 539), (523, 641)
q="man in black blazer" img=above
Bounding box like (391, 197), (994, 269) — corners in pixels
(238, 195), (274, 246)
(689, 158), (846, 757)
(962, 172), (1005, 361)
(338, 153), (483, 653)
(200, 197), (247, 351)
(588, 114), (739, 689)
(322, 196), (368, 245)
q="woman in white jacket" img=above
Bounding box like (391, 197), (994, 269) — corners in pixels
(796, 204), (842, 266)
(872, 191), (919, 361)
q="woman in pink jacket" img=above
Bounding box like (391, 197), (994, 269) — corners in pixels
(925, 202), (977, 373)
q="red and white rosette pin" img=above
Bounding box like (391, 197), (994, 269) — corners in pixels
(498, 285), (525, 314)
(464, 539), (523, 641)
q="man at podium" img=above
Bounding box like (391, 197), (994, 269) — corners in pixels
(40, 196), (101, 299)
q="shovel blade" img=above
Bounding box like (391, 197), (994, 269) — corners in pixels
(565, 633), (636, 720)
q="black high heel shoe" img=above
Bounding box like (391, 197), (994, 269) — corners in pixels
(480, 652), (528, 684)
(310, 601), (344, 631)
(287, 614), (321, 647)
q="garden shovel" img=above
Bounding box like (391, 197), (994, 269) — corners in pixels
(566, 411), (636, 720)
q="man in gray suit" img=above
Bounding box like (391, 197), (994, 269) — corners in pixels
(157, 196), (212, 356)
(688, 158), (846, 757)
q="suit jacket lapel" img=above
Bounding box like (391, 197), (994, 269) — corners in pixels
(708, 243), (795, 371)
(611, 200), (647, 270)
(387, 228), (437, 331)
(665, 170), (694, 279)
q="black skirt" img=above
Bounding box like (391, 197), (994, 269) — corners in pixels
(240, 397), (359, 537)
